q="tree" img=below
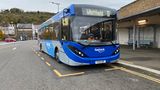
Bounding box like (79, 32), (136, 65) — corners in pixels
(10, 8), (24, 13)
(0, 8), (54, 24)
(1, 9), (10, 13)
(0, 30), (4, 40)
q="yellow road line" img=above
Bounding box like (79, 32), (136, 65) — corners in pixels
(45, 62), (51, 67)
(119, 60), (134, 64)
(53, 69), (63, 77)
(61, 72), (85, 77)
(53, 69), (84, 77)
(41, 57), (45, 61)
(113, 66), (160, 84)
(104, 67), (120, 71)
(37, 54), (40, 56)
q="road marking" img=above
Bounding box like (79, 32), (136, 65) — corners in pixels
(41, 57), (45, 61)
(35, 52), (38, 54)
(37, 54), (40, 56)
(104, 67), (120, 71)
(119, 60), (134, 64)
(45, 62), (51, 67)
(32, 48), (36, 52)
(60, 72), (85, 77)
(119, 60), (160, 75)
(53, 69), (63, 77)
(12, 47), (16, 50)
(35, 49), (85, 78)
(53, 69), (84, 77)
(112, 66), (160, 84)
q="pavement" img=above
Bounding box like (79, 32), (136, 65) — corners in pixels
(120, 45), (160, 71)
(0, 40), (160, 90)
(0, 41), (16, 46)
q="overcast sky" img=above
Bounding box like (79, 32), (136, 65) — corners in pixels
(0, 0), (135, 13)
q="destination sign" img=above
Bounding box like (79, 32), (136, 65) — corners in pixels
(82, 8), (111, 17)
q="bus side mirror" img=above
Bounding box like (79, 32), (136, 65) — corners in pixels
(63, 8), (70, 14)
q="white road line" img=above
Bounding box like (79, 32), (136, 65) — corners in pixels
(12, 47), (16, 50)
(118, 60), (160, 75)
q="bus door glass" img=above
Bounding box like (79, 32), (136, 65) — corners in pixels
(61, 17), (71, 41)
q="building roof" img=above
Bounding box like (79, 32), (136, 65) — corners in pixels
(118, 0), (160, 20)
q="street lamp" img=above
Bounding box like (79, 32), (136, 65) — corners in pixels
(50, 2), (60, 13)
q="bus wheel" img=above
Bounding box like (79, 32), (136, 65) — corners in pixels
(40, 44), (42, 52)
(55, 50), (61, 63)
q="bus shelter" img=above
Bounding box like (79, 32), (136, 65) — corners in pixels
(117, 0), (160, 50)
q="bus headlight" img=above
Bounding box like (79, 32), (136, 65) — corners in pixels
(113, 48), (120, 55)
(68, 45), (87, 57)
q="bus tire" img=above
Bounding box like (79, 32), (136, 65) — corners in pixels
(55, 49), (61, 63)
(40, 44), (42, 52)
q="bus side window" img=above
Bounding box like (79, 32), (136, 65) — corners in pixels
(52, 21), (60, 40)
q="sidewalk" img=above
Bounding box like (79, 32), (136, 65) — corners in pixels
(120, 45), (160, 71)
(0, 41), (16, 46)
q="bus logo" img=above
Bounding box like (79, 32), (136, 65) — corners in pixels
(94, 48), (105, 53)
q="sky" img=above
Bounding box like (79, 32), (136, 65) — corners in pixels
(0, 0), (135, 13)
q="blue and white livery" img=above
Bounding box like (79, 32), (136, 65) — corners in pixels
(38, 4), (120, 66)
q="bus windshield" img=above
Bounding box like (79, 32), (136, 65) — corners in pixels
(70, 16), (115, 45)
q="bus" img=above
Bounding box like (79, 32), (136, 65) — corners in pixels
(38, 4), (120, 66)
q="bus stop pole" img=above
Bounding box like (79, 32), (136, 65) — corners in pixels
(133, 24), (136, 50)
(137, 26), (140, 48)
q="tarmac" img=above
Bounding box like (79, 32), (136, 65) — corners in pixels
(1, 41), (160, 75)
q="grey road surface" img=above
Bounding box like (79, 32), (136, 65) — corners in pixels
(0, 40), (160, 90)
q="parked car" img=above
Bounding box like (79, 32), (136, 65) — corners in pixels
(4, 38), (16, 42)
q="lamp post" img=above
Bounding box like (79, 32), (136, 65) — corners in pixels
(50, 2), (60, 13)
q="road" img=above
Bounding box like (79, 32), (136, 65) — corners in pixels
(0, 40), (160, 90)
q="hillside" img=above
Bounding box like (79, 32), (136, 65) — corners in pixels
(0, 8), (54, 25)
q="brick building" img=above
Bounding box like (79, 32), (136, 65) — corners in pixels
(117, 0), (160, 49)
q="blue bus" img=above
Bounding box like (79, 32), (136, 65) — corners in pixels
(38, 4), (120, 66)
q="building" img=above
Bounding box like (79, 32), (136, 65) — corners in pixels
(117, 0), (160, 49)
(17, 24), (34, 40)
(0, 24), (15, 35)
(0, 24), (39, 40)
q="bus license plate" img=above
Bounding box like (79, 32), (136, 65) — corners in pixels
(95, 60), (106, 64)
